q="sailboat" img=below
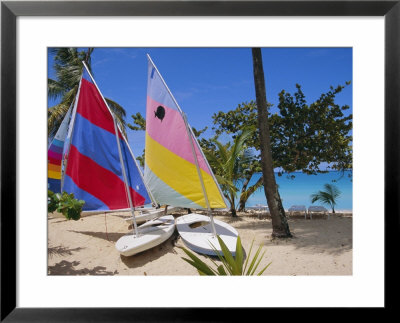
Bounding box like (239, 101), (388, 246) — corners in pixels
(48, 106), (72, 193)
(55, 62), (175, 257)
(144, 55), (238, 256)
(124, 204), (179, 225)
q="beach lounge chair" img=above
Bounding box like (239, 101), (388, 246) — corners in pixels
(255, 204), (269, 212)
(245, 204), (269, 219)
(288, 205), (307, 219)
(307, 206), (329, 220)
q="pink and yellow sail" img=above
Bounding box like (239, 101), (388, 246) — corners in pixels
(144, 56), (226, 209)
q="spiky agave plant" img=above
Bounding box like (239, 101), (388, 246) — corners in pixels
(310, 183), (341, 213)
(180, 235), (271, 275)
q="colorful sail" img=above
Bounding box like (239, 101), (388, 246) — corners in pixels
(48, 107), (72, 193)
(144, 56), (227, 209)
(63, 68), (151, 211)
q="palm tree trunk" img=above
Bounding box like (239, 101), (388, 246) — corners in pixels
(252, 48), (292, 238)
(229, 192), (237, 217)
(238, 175), (251, 211)
(238, 175), (263, 211)
(238, 199), (246, 212)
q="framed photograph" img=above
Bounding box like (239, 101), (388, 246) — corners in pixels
(1, 0), (398, 320)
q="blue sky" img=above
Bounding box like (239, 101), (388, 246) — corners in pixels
(48, 47), (352, 158)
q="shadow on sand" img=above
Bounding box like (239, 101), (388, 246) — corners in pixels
(48, 260), (118, 275)
(119, 230), (179, 270)
(231, 215), (352, 256)
(49, 218), (68, 224)
(286, 217), (352, 255)
(48, 246), (84, 258)
(68, 230), (125, 243)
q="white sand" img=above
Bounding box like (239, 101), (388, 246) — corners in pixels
(48, 210), (352, 276)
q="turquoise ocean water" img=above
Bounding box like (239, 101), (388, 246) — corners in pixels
(242, 170), (352, 211)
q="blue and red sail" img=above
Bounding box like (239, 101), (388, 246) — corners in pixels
(62, 69), (150, 211)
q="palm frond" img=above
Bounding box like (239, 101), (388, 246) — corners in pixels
(48, 102), (71, 137)
(105, 97), (126, 118)
(48, 48), (127, 139)
(240, 175), (264, 201)
(60, 86), (78, 106)
(201, 128), (256, 215)
(310, 183), (341, 212)
(213, 140), (229, 164)
(47, 78), (65, 100)
(204, 149), (225, 175)
(323, 183), (341, 200)
(106, 98), (127, 137)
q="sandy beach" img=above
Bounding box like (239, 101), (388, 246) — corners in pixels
(48, 210), (352, 276)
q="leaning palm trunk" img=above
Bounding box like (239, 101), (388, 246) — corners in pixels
(252, 48), (292, 238)
(238, 175), (263, 212)
(228, 191), (237, 217)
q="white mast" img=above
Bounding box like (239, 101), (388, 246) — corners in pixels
(147, 54), (218, 236)
(82, 61), (140, 236)
(113, 118), (139, 236)
(186, 116), (228, 208)
(119, 131), (158, 207)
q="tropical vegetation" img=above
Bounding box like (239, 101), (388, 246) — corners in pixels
(310, 183), (342, 213)
(48, 48), (353, 239)
(203, 129), (256, 217)
(48, 190), (85, 221)
(180, 235), (271, 275)
(252, 48), (291, 237)
(48, 48), (127, 138)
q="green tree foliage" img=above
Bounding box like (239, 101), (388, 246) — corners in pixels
(212, 84), (352, 176)
(47, 190), (59, 213)
(48, 48), (127, 138)
(310, 183), (341, 213)
(127, 112), (146, 131)
(274, 83), (352, 175)
(212, 103), (262, 210)
(191, 126), (208, 138)
(203, 129), (253, 216)
(213, 101), (263, 149)
(180, 235), (271, 275)
(211, 83), (352, 212)
(48, 190), (85, 221)
(127, 112), (147, 167)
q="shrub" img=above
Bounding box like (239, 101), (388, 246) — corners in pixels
(48, 190), (59, 213)
(180, 235), (271, 275)
(48, 190), (85, 221)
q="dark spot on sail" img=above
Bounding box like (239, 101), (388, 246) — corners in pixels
(154, 106), (165, 121)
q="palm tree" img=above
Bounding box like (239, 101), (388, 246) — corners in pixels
(237, 175), (264, 212)
(237, 158), (264, 212)
(252, 48), (292, 238)
(310, 183), (341, 213)
(48, 48), (126, 138)
(204, 129), (253, 217)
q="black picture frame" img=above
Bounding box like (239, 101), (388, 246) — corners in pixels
(1, 0), (398, 321)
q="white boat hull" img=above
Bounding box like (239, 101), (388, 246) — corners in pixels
(116, 215), (175, 257)
(176, 213), (238, 256)
(125, 206), (179, 224)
